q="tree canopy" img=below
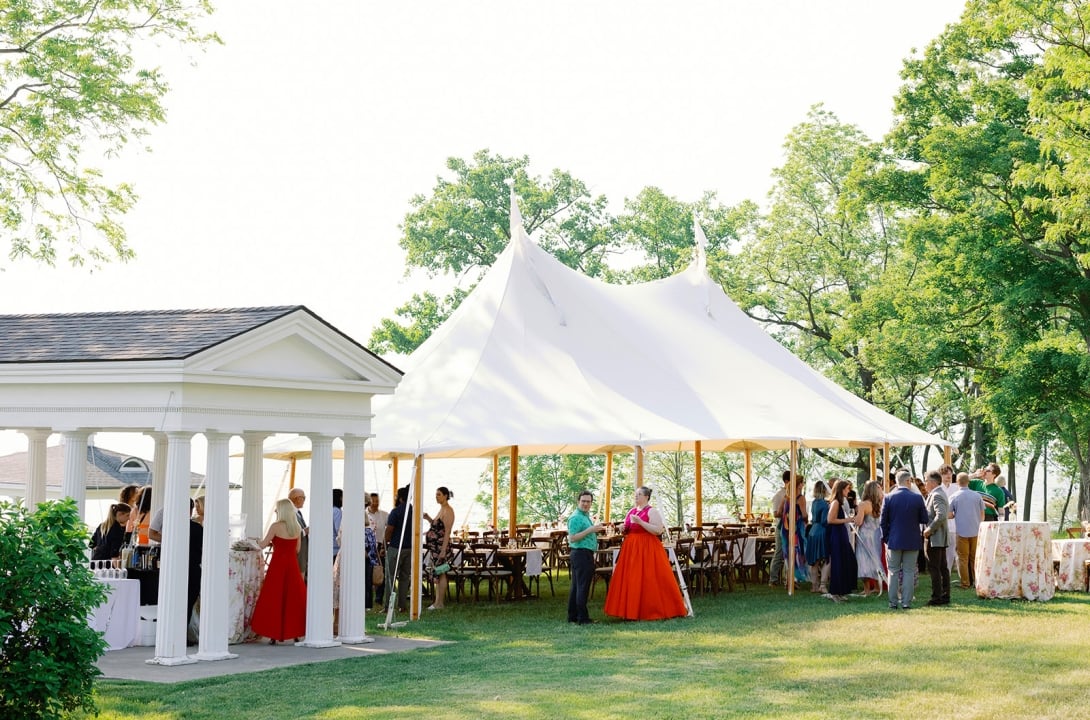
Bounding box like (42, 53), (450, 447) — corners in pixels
(0, 0), (218, 267)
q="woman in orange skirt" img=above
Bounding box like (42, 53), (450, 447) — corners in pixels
(604, 486), (687, 621)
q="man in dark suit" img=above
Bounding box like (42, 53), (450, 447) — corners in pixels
(923, 470), (950, 606)
(288, 487), (309, 582)
(880, 469), (929, 609)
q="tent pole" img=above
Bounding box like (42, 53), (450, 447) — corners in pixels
(870, 446), (878, 485)
(635, 445), (644, 486)
(410, 455), (424, 620)
(694, 441), (703, 526)
(509, 445), (519, 532)
(943, 445), (952, 466)
(391, 457), (398, 501)
(883, 442), (892, 492)
(289, 457), (296, 490)
(787, 441), (798, 597)
(603, 451), (613, 523)
(744, 448), (753, 517)
(491, 455), (499, 529)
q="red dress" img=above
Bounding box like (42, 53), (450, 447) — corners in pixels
(604, 506), (688, 621)
(251, 535), (307, 641)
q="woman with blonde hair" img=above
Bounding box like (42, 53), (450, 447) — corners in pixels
(90, 503), (131, 561)
(854, 480), (886, 596)
(805, 481), (830, 593)
(250, 498), (307, 644)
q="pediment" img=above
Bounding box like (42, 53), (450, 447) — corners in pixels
(212, 333), (364, 381)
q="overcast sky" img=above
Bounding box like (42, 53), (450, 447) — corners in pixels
(0, 1), (966, 469)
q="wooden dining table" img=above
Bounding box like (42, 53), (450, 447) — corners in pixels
(496, 547), (543, 600)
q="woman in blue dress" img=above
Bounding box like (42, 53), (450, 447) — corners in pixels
(804, 481), (829, 593)
(779, 478), (809, 585)
(826, 478), (858, 602)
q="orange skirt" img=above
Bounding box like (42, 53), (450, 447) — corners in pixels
(604, 531), (687, 621)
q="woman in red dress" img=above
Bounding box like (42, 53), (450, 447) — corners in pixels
(604, 486), (688, 621)
(251, 498), (307, 644)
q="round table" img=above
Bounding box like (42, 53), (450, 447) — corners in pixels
(1051, 538), (1090, 591)
(975, 521), (1054, 600)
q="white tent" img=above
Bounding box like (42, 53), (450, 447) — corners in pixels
(369, 198), (947, 459)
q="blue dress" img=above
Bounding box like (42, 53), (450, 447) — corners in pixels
(827, 503), (857, 596)
(779, 495), (808, 583)
(805, 498), (829, 566)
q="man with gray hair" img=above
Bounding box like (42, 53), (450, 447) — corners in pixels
(880, 469), (929, 609)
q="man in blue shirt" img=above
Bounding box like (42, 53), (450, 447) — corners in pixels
(567, 490), (606, 625)
(950, 472), (986, 588)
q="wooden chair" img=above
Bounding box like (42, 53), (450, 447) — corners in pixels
(673, 537), (694, 594)
(1065, 526), (1086, 539)
(590, 545), (616, 598)
(474, 543), (512, 602)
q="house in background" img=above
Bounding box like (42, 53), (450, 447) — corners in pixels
(0, 442), (209, 506)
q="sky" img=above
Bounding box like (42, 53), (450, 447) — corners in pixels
(0, 1), (970, 516)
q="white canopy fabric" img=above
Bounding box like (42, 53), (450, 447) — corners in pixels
(369, 198), (948, 459)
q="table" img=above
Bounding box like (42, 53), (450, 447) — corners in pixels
(191, 548), (265, 643)
(496, 548), (542, 600)
(127, 567), (160, 606)
(89, 578), (140, 651)
(1051, 538), (1090, 592)
(975, 521), (1054, 601)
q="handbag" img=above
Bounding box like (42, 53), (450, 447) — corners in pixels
(372, 562), (384, 586)
(432, 561), (451, 576)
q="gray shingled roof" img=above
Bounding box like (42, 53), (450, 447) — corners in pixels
(0, 444), (210, 491)
(0, 306), (300, 363)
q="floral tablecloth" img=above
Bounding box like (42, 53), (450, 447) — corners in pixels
(975, 521), (1054, 601)
(227, 549), (265, 643)
(1051, 539), (1090, 591)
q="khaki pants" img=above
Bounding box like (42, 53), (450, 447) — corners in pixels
(956, 534), (977, 588)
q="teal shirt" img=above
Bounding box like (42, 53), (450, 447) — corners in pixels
(983, 483), (1006, 519)
(568, 509), (597, 551)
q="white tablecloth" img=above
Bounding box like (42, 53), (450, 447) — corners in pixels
(1051, 539), (1090, 591)
(976, 522), (1055, 601)
(89, 578), (140, 651)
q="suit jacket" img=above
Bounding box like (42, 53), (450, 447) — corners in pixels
(924, 489), (949, 548)
(880, 486), (929, 551)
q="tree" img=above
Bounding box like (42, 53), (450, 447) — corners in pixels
(370, 150), (614, 354)
(474, 454), (611, 527)
(0, 0), (219, 267)
(0, 499), (106, 720)
(880, 1), (1090, 519)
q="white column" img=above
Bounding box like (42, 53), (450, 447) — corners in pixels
(241, 433), (268, 540)
(194, 432), (237, 662)
(149, 432), (168, 519)
(338, 435), (372, 644)
(61, 431), (90, 520)
(149, 431), (197, 666)
(300, 434), (339, 648)
(22, 429), (51, 511)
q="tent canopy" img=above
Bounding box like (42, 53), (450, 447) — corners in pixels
(369, 198), (948, 459)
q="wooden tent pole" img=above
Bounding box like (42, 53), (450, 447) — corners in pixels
(744, 448), (753, 516)
(289, 457), (297, 490)
(787, 441), (799, 596)
(491, 455), (499, 529)
(870, 446), (878, 484)
(694, 441), (703, 525)
(391, 457), (398, 500)
(410, 455), (424, 620)
(943, 445), (952, 466)
(603, 451), (614, 523)
(635, 446), (644, 486)
(509, 445), (519, 532)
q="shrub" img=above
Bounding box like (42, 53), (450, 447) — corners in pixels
(0, 499), (107, 720)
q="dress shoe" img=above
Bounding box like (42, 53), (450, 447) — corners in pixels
(926, 599), (943, 606)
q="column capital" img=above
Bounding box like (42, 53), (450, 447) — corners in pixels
(19, 428), (52, 442)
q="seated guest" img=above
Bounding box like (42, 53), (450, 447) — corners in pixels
(91, 503), (131, 561)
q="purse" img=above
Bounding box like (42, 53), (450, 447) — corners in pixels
(432, 562), (451, 575)
(372, 562), (384, 586)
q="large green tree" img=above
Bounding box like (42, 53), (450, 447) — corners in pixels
(0, 0), (219, 267)
(880, 0), (1090, 519)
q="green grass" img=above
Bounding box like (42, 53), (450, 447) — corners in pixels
(83, 575), (1090, 720)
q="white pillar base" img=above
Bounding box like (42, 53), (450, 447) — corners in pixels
(295, 639), (342, 649)
(145, 655), (199, 666)
(337, 634), (375, 645)
(192, 651), (239, 662)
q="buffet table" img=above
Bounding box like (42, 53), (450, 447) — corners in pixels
(89, 578), (140, 651)
(975, 521), (1054, 601)
(1051, 538), (1090, 592)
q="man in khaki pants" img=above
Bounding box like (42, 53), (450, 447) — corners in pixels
(949, 473), (985, 588)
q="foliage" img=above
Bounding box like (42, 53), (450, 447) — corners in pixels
(84, 577), (1090, 719)
(0, 499), (106, 720)
(0, 0), (219, 267)
(879, 0), (1090, 519)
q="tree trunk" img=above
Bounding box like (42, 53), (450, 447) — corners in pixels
(1022, 447), (1040, 521)
(1079, 459), (1090, 523)
(1059, 475), (1077, 530)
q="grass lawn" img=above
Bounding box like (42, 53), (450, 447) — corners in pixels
(83, 574), (1089, 720)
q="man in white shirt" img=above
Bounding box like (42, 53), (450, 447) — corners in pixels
(366, 493), (388, 542)
(939, 464), (958, 574)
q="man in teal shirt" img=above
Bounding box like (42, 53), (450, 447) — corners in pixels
(971, 464), (1005, 521)
(567, 491), (606, 624)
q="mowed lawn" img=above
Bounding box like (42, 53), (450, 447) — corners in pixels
(83, 574), (1089, 720)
